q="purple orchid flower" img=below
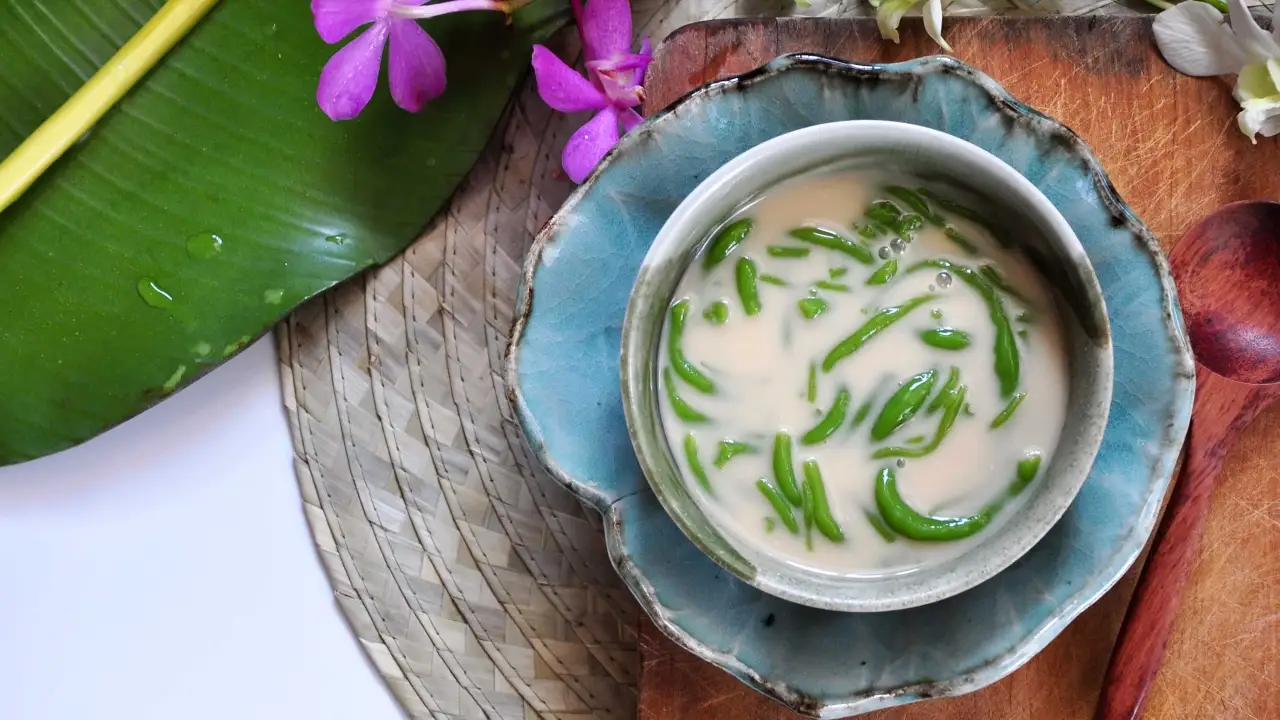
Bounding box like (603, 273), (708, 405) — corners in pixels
(531, 0), (651, 183)
(313, 0), (511, 121)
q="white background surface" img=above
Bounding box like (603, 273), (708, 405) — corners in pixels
(0, 339), (404, 720)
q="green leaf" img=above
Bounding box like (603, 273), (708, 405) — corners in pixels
(0, 0), (568, 464)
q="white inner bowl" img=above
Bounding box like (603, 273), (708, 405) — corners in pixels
(621, 120), (1115, 611)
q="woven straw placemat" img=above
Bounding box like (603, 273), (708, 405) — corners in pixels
(276, 66), (640, 717)
(274, 1), (1199, 717)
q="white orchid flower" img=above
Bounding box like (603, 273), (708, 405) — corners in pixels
(1154, 0), (1280, 141)
(875, 0), (953, 53)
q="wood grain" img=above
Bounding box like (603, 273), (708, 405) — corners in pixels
(638, 17), (1280, 720)
(1098, 202), (1280, 719)
(1098, 368), (1280, 720)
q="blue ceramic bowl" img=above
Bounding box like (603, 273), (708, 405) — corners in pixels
(506, 54), (1194, 717)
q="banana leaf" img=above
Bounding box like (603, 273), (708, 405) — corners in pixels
(0, 0), (567, 465)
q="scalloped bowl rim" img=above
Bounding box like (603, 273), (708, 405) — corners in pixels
(504, 53), (1195, 717)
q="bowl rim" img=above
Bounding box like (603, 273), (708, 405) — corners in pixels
(619, 118), (1116, 612)
(504, 51), (1195, 716)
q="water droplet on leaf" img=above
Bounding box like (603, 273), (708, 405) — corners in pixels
(186, 232), (224, 259)
(223, 336), (252, 357)
(264, 289), (284, 305)
(325, 233), (349, 245)
(137, 278), (174, 309)
(162, 365), (187, 393)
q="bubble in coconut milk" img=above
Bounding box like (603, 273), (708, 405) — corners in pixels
(936, 271), (954, 289)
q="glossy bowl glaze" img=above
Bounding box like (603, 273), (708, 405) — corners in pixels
(506, 54), (1194, 717)
(620, 120), (1114, 612)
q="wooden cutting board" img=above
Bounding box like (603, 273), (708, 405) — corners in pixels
(637, 17), (1280, 720)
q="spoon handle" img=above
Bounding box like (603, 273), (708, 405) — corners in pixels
(1095, 367), (1266, 720)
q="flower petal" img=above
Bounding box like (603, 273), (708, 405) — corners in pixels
(635, 36), (652, 84)
(317, 22), (390, 121)
(595, 48), (651, 73)
(585, 38), (651, 98)
(1236, 59), (1280, 101)
(620, 107), (643, 133)
(1228, 0), (1280, 63)
(388, 18), (446, 112)
(579, 0), (632, 62)
(312, 0), (388, 44)
(562, 106), (620, 183)
(1237, 95), (1280, 142)
(532, 45), (607, 112)
(876, 0), (922, 45)
(794, 0), (838, 16)
(596, 68), (643, 107)
(1153, 1), (1248, 77)
(923, 0), (952, 52)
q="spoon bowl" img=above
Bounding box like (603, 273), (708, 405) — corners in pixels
(1172, 201), (1280, 385)
(1097, 200), (1280, 720)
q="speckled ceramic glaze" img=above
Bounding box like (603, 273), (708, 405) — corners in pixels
(620, 120), (1115, 612)
(506, 55), (1194, 718)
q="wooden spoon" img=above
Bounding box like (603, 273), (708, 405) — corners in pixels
(1095, 201), (1280, 720)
